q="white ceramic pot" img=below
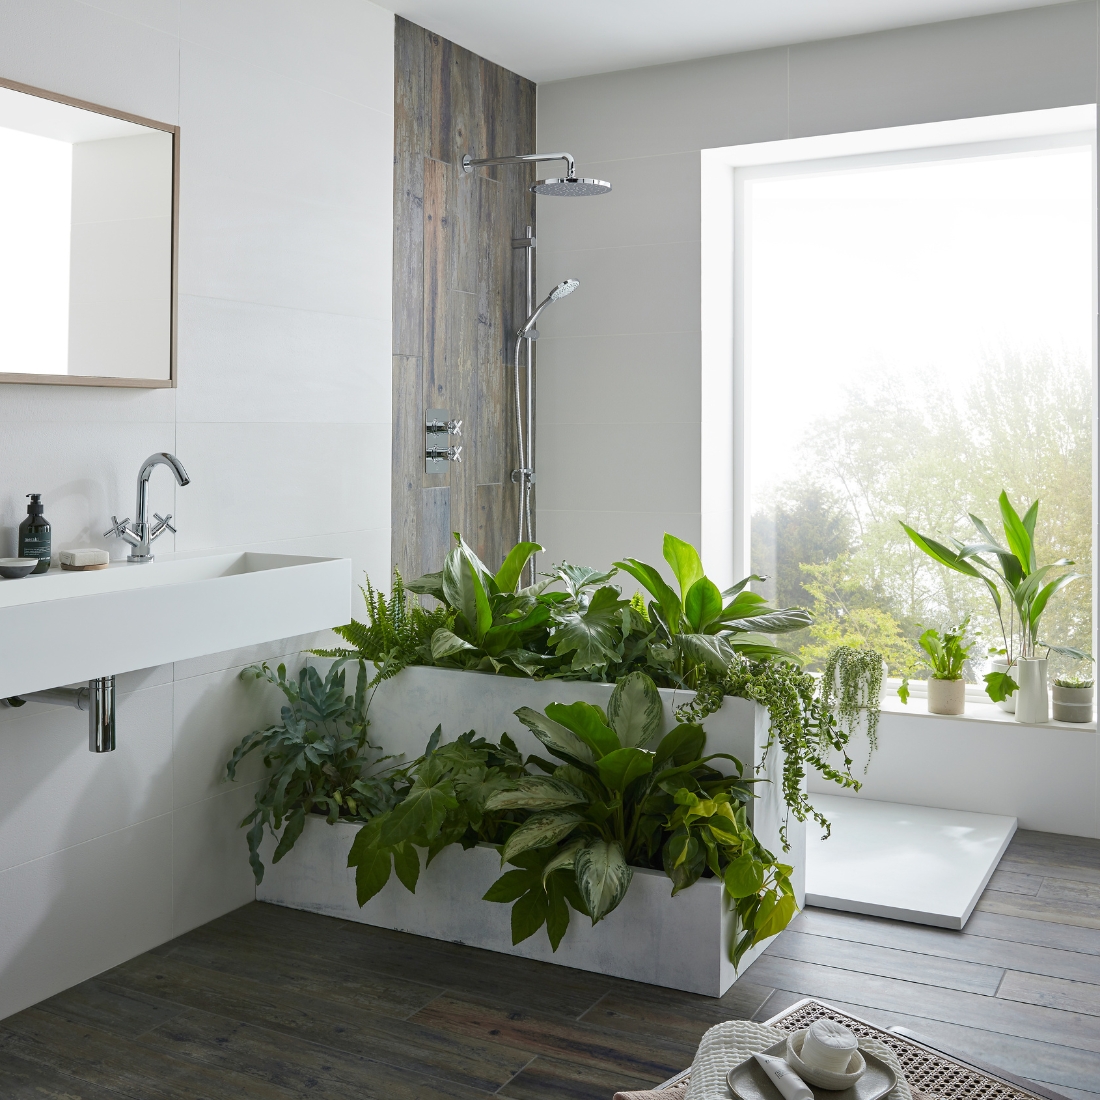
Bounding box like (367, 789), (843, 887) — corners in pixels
(1015, 657), (1049, 724)
(927, 677), (965, 715)
(1052, 684), (1094, 724)
(988, 657), (1017, 713)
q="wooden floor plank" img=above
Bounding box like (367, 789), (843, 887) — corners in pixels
(986, 869), (1044, 896)
(741, 953), (1100, 1054)
(764, 929), (1005, 994)
(1039, 877), (1100, 904)
(0, 1038), (123, 1100)
(498, 1053), (658, 1100)
(998, 970), (1100, 1018)
(962, 909), (1100, 956)
(975, 892), (1100, 931)
(787, 908), (1100, 984)
(409, 992), (697, 1080)
(33, 975), (188, 1039)
(101, 953), (531, 1092)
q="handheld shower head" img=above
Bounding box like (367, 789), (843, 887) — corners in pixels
(519, 279), (579, 338)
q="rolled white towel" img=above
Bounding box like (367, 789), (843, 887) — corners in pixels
(801, 1020), (860, 1073)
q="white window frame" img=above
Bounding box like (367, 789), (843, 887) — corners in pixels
(700, 105), (1098, 676)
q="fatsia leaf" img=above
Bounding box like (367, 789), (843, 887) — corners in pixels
(430, 628), (478, 661)
(483, 867), (536, 903)
(607, 671), (663, 748)
(501, 811), (585, 863)
(548, 585), (626, 672)
(544, 874), (572, 950)
(483, 776), (589, 812)
(352, 846), (392, 906)
(495, 542), (542, 594)
(544, 700), (620, 758)
(685, 576), (723, 632)
(596, 746), (654, 792)
(392, 841), (420, 893)
(983, 670), (1018, 703)
(510, 884), (549, 945)
(376, 776), (457, 847)
(662, 533), (705, 601)
(575, 839), (633, 923)
(514, 706), (596, 768)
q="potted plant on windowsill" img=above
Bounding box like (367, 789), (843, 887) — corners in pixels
(1053, 672), (1094, 723)
(917, 620), (973, 716)
(902, 490), (1083, 724)
(820, 645), (886, 765)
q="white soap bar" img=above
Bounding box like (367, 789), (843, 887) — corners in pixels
(753, 1053), (813, 1100)
(802, 1020), (859, 1073)
(59, 547), (110, 567)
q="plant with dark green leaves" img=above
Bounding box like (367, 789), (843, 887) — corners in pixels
(346, 727), (531, 905)
(228, 659), (403, 883)
(919, 620), (974, 681)
(902, 491), (1085, 703)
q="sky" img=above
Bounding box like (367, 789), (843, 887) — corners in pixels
(747, 143), (1094, 506)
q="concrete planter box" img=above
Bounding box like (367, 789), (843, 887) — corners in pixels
(257, 664), (806, 996)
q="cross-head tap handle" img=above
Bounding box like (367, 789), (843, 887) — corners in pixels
(103, 516), (131, 539)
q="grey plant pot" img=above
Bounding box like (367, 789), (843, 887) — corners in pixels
(1052, 684), (1094, 724)
(927, 677), (965, 715)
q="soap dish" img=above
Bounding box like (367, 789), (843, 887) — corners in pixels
(0, 557), (38, 579)
(59, 548), (110, 571)
(727, 1037), (896, 1100)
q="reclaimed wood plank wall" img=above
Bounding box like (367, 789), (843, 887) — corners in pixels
(392, 16), (536, 581)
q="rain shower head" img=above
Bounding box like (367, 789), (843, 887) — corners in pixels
(519, 279), (580, 338)
(532, 176), (612, 197)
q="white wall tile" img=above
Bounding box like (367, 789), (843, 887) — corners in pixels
(536, 241), (701, 339)
(0, 382), (175, 426)
(181, 0), (395, 111)
(175, 296), (390, 425)
(176, 174), (389, 318)
(536, 332), (702, 426)
(0, 815), (174, 1021)
(789, 2), (1099, 139)
(77, 0), (180, 35)
(171, 783), (259, 936)
(0, 0), (180, 123)
(179, 40), (393, 214)
(172, 422), (388, 550)
(0, 684), (173, 871)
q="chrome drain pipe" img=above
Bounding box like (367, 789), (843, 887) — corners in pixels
(2, 676), (117, 752)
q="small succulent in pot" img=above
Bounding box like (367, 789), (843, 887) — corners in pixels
(918, 620), (974, 716)
(1053, 658), (1094, 724)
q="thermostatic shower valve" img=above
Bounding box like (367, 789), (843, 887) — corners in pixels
(425, 408), (462, 473)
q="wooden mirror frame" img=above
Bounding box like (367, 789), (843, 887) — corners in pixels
(0, 75), (179, 389)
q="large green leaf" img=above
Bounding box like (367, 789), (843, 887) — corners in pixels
(685, 576), (723, 632)
(613, 558), (684, 632)
(376, 775), (457, 847)
(501, 811), (585, 862)
(442, 547), (490, 639)
(721, 575), (767, 600)
(548, 585), (626, 672)
(430, 628), (478, 661)
(405, 570), (445, 601)
(999, 491), (1036, 575)
(392, 841), (420, 892)
(676, 632), (737, 674)
(607, 671), (663, 748)
(495, 542), (542, 594)
(514, 706), (596, 767)
(722, 608), (812, 635)
(575, 839), (633, 923)
(753, 893), (798, 944)
(901, 522), (1002, 614)
(541, 839), (584, 889)
(653, 723), (706, 771)
(663, 534), (705, 600)
(596, 746), (654, 792)
(510, 884), (549, 945)
(544, 701), (620, 758)
(724, 854), (764, 898)
(484, 776), (589, 812)
(1030, 572), (1082, 629)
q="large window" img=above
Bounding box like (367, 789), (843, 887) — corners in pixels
(741, 135), (1095, 682)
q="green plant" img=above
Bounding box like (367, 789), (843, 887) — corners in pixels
(918, 620), (974, 681)
(819, 646), (884, 762)
(346, 673), (797, 967)
(902, 491), (1085, 702)
(227, 659), (403, 883)
(1054, 675), (1094, 688)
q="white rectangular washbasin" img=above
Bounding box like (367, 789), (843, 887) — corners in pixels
(0, 552), (352, 699)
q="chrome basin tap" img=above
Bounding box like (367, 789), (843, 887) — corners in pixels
(104, 452), (190, 562)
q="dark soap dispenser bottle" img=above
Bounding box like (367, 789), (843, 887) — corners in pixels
(19, 493), (51, 574)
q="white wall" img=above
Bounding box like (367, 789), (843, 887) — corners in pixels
(535, 0), (1099, 579)
(0, 0), (394, 1021)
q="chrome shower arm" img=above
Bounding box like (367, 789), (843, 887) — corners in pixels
(462, 151), (576, 178)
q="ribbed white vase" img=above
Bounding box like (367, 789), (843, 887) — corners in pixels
(1015, 657), (1049, 724)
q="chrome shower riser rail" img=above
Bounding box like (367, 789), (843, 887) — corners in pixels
(2, 676), (117, 752)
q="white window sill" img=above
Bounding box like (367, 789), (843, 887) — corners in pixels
(878, 690), (1096, 732)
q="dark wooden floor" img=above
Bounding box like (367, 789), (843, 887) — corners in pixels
(0, 828), (1096, 1100)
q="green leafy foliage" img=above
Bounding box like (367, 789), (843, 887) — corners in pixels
(820, 646), (885, 761)
(902, 490), (1084, 699)
(227, 659), (403, 884)
(918, 619), (974, 681)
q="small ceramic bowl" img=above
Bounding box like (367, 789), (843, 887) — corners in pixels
(787, 1029), (867, 1089)
(0, 557), (38, 579)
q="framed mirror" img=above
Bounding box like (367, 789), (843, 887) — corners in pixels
(0, 77), (177, 388)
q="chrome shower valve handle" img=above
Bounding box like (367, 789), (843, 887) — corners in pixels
(425, 417), (462, 436)
(426, 445), (462, 463)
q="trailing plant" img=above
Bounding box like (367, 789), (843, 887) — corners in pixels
(819, 645), (884, 762)
(902, 491), (1084, 703)
(918, 620), (974, 681)
(345, 673), (797, 967)
(228, 658), (404, 883)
